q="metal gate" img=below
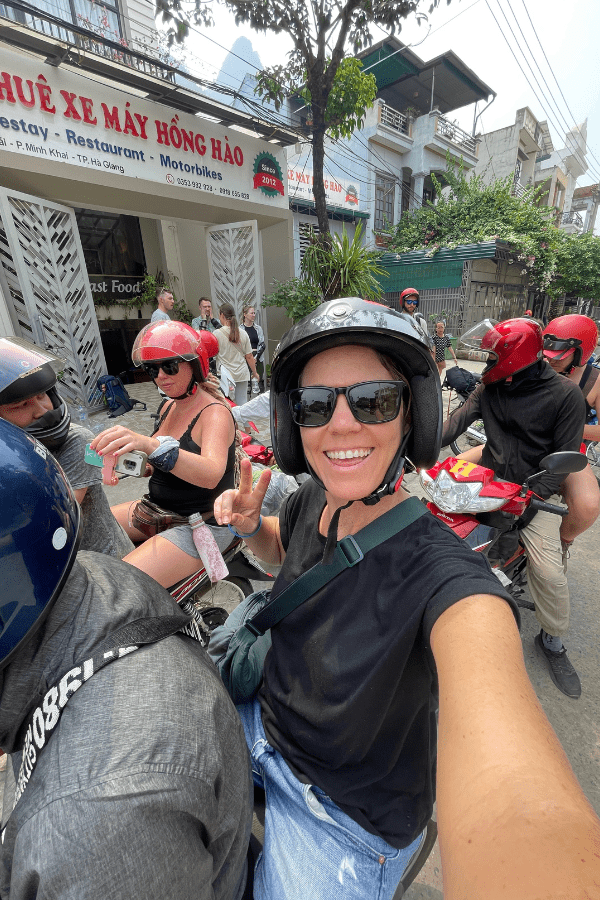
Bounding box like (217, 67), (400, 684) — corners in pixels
(206, 220), (267, 353)
(0, 187), (106, 411)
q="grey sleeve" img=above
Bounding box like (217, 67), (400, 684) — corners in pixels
(54, 425), (102, 491)
(7, 774), (223, 900)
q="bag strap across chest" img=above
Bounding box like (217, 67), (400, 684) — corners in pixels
(246, 497), (428, 637)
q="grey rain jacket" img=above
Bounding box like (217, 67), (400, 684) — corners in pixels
(0, 553), (251, 900)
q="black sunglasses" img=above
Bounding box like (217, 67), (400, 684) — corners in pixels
(142, 359), (181, 378)
(288, 381), (408, 427)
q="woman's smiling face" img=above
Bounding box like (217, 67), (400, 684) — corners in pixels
(299, 345), (405, 507)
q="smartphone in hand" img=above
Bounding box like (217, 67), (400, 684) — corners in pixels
(85, 444), (148, 477)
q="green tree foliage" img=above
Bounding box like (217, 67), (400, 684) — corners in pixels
(157, 0), (443, 234)
(387, 161), (561, 292)
(263, 224), (387, 321)
(554, 231), (600, 302)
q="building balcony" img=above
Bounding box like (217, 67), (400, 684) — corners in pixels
(0, 0), (173, 80)
(561, 210), (584, 234)
(369, 100), (414, 154)
(420, 111), (478, 164)
(434, 115), (478, 154)
(379, 102), (409, 136)
(0, 0), (300, 142)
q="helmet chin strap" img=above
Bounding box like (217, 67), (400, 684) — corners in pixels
(154, 377), (198, 401)
(311, 428), (412, 564)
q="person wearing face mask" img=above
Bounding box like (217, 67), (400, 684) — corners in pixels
(0, 336), (132, 559)
(442, 318), (586, 698)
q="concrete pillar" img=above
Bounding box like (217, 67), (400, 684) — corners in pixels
(157, 219), (187, 309)
(410, 172), (426, 211)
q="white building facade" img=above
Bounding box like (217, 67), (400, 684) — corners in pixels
(0, 0), (297, 408)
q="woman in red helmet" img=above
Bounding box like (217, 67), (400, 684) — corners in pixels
(91, 320), (237, 587)
(543, 314), (600, 546)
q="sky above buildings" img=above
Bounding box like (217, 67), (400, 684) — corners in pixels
(182, 0), (600, 187)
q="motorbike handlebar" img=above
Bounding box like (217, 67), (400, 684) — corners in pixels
(529, 498), (568, 517)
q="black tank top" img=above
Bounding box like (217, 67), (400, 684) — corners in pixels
(149, 401), (236, 521)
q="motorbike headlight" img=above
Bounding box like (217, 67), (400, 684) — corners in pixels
(419, 468), (506, 513)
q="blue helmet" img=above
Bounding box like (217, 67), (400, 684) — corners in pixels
(0, 419), (80, 670)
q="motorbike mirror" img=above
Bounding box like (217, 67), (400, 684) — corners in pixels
(539, 451), (588, 476)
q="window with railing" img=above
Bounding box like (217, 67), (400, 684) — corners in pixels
(374, 174), (395, 231)
(0, 0), (123, 42)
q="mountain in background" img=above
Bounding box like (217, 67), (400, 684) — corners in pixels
(217, 37), (263, 91)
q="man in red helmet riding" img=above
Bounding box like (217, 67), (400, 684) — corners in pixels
(442, 317), (586, 698)
(543, 314), (600, 551)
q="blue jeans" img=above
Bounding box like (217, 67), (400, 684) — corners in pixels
(237, 699), (425, 900)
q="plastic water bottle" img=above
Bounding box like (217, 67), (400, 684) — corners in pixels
(77, 403), (88, 426)
(251, 378), (260, 396)
(189, 513), (229, 583)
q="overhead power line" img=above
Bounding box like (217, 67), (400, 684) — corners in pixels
(516, 0), (600, 182)
(485, 0), (600, 186)
(498, 0), (600, 182)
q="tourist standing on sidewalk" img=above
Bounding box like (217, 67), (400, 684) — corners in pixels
(151, 286), (175, 323)
(240, 304), (265, 391)
(215, 303), (260, 405)
(192, 297), (221, 333)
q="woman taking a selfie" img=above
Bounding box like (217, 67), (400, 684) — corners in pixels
(215, 298), (600, 900)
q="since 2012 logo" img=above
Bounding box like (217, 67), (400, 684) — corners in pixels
(252, 152), (285, 198)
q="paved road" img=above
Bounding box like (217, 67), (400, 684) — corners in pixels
(99, 370), (600, 899)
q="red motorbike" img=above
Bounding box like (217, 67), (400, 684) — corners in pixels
(419, 451), (587, 607)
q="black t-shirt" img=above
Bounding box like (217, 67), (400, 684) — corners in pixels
(259, 480), (517, 849)
(244, 325), (259, 350)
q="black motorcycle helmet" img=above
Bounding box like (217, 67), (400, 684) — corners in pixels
(0, 336), (70, 451)
(270, 298), (442, 502)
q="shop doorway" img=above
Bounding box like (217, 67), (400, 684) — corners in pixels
(207, 220), (267, 356)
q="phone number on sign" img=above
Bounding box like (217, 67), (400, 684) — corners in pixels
(175, 179), (249, 199)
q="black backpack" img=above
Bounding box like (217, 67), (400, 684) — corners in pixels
(445, 366), (481, 398)
(97, 375), (147, 418)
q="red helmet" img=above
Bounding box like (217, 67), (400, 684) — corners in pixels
(461, 317), (543, 384)
(400, 287), (419, 308)
(543, 314), (598, 369)
(524, 309), (533, 317)
(132, 321), (217, 380)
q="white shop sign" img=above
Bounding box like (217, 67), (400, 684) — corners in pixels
(287, 165), (360, 211)
(0, 45), (287, 208)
